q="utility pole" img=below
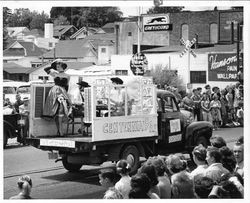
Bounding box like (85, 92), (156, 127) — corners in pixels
(137, 7), (141, 54)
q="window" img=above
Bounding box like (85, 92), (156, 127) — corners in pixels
(49, 42), (53, 47)
(190, 71), (206, 83)
(128, 32), (132, 36)
(210, 23), (218, 43)
(101, 48), (106, 53)
(115, 70), (128, 75)
(163, 96), (178, 112)
(181, 24), (189, 41)
(38, 76), (49, 81)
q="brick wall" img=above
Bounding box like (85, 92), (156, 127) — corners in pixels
(117, 10), (243, 55)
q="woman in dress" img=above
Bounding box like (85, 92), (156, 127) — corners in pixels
(43, 59), (72, 136)
(200, 93), (212, 123)
(210, 94), (222, 130)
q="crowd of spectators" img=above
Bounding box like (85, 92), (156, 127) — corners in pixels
(161, 82), (244, 130)
(98, 135), (244, 199)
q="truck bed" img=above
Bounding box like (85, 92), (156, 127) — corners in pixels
(26, 134), (157, 152)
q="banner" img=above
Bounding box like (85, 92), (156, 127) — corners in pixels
(208, 53), (238, 81)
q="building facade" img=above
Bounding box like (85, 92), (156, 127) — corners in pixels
(115, 9), (243, 55)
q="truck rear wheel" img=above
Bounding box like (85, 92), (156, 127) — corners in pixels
(121, 145), (140, 174)
(62, 156), (82, 172)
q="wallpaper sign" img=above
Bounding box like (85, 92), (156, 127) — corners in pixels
(208, 53), (238, 81)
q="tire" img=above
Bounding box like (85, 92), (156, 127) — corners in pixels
(121, 145), (140, 174)
(62, 156), (82, 172)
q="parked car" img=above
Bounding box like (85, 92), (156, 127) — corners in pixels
(3, 81), (28, 103)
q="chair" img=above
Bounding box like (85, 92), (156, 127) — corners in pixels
(66, 105), (87, 136)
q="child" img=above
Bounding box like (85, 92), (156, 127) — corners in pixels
(210, 94), (222, 130)
(98, 168), (116, 189)
(236, 102), (244, 126)
(115, 159), (131, 199)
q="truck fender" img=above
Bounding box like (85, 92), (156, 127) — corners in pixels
(185, 121), (213, 150)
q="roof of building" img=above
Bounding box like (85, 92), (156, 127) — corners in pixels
(142, 43), (243, 54)
(7, 27), (30, 37)
(84, 33), (115, 41)
(3, 41), (45, 57)
(101, 23), (115, 33)
(54, 25), (78, 37)
(3, 62), (31, 74)
(23, 29), (44, 37)
(42, 40), (95, 58)
(70, 27), (99, 39)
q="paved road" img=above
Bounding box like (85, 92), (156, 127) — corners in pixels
(3, 127), (243, 199)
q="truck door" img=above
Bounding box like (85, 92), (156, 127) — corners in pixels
(161, 95), (184, 147)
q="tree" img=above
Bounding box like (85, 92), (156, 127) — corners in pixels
(53, 15), (70, 26)
(3, 7), (12, 50)
(149, 64), (185, 91)
(7, 8), (50, 30)
(8, 8), (33, 27)
(147, 6), (184, 14)
(29, 11), (50, 30)
(50, 7), (123, 28)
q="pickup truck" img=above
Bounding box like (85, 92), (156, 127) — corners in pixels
(26, 76), (213, 173)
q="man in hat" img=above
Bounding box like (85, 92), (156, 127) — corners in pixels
(19, 97), (30, 144)
(110, 77), (126, 116)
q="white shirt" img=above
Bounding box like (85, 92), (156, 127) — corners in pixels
(205, 163), (229, 183)
(115, 175), (131, 199)
(190, 164), (208, 179)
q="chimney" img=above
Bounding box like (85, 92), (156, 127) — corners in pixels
(44, 23), (53, 38)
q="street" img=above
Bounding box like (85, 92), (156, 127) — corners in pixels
(3, 127), (243, 199)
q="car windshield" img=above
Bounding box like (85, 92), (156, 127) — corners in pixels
(3, 87), (16, 94)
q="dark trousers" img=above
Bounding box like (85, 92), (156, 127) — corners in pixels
(194, 108), (201, 121)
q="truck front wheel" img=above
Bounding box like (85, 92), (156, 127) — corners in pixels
(121, 145), (140, 174)
(62, 156), (82, 172)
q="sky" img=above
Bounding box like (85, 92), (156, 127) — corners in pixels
(4, 1), (233, 17)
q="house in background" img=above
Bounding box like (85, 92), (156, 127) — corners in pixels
(42, 33), (115, 65)
(3, 41), (45, 67)
(101, 22), (115, 33)
(41, 40), (98, 64)
(70, 27), (99, 40)
(6, 27), (30, 40)
(3, 62), (30, 81)
(53, 25), (78, 40)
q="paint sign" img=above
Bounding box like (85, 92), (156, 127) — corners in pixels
(40, 139), (75, 148)
(169, 134), (182, 143)
(92, 115), (158, 142)
(143, 15), (172, 32)
(170, 119), (181, 133)
(208, 53), (238, 81)
(130, 53), (148, 75)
